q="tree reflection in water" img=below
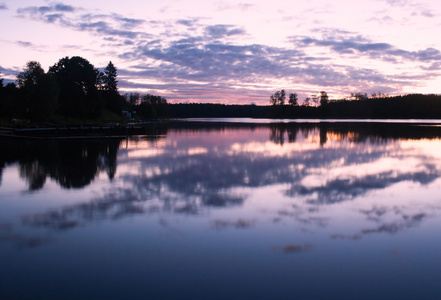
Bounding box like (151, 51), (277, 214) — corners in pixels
(2, 121), (441, 245)
(3, 121), (441, 300)
(1, 139), (122, 190)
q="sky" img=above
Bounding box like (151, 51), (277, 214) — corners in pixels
(0, 0), (441, 104)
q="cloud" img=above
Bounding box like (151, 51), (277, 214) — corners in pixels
(17, 3), (76, 15)
(176, 18), (203, 29)
(118, 34), (404, 101)
(368, 15), (395, 25)
(213, 219), (255, 230)
(113, 20), (435, 100)
(216, 2), (256, 12)
(16, 40), (33, 47)
(45, 13), (63, 23)
(112, 14), (145, 29)
(410, 48), (441, 61)
(53, 3), (75, 12)
(78, 17), (147, 39)
(272, 243), (313, 254)
(0, 65), (19, 78)
(421, 62), (441, 71)
(77, 20), (144, 39)
(205, 25), (246, 38)
(300, 37), (392, 53)
(412, 9), (435, 18)
(375, 0), (436, 18)
(297, 35), (441, 63)
(17, 3), (148, 40)
(0, 232), (54, 249)
(177, 19), (195, 27)
(385, 0), (409, 6)
(355, 212), (427, 238)
(125, 38), (333, 85)
(296, 170), (438, 205)
(14, 3), (441, 102)
(238, 3), (255, 11)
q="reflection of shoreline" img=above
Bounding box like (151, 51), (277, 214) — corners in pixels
(2, 122), (441, 194)
(1, 122), (441, 251)
(168, 121), (441, 141)
(0, 139), (123, 190)
(330, 210), (429, 241)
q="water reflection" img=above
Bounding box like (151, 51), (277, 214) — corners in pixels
(2, 121), (441, 298)
(0, 139), (122, 190)
(271, 243), (314, 254)
(2, 121), (441, 243)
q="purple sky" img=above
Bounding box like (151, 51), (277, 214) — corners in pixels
(1, 0), (440, 104)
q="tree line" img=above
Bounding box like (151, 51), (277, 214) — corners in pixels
(168, 103), (268, 118)
(269, 89), (330, 107)
(0, 56), (169, 123)
(165, 92), (441, 119)
(124, 92), (169, 120)
(268, 89), (441, 119)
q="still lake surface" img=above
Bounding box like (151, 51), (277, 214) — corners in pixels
(1, 120), (441, 299)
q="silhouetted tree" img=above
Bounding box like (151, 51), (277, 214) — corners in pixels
(320, 91), (328, 107)
(351, 92), (368, 101)
(371, 92), (387, 99)
(1, 82), (18, 118)
(136, 94), (169, 118)
(16, 61), (59, 121)
(270, 91), (279, 105)
(279, 89), (286, 105)
(128, 93), (139, 106)
(270, 90), (286, 105)
(288, 93), (298, 106)
(0, 77), (4, 116)
(303, 97), (311, 106)
(311, 93), (319, 106)
(100, 61), (122, 115)
(49, 56), (102, 118)
(17, 61), (45, 87)
(102, 61), (118, 93)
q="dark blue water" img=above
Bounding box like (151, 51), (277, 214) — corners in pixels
(1, 121), (441, 299)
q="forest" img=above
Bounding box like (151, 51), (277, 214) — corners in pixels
(168, 92), (441, 119)
(168, 103), (268, 118)
(266, 90), (441, 119)
(0, 56), (168, 124)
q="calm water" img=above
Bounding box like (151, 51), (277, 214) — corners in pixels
(1, 121), (441, 299)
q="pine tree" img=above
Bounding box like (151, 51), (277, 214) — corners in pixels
(103, 61), (118, 93)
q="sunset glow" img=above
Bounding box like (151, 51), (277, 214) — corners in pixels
(1, 0), (440, 104)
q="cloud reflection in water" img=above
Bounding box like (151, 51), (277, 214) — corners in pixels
(2, 122), (441, 248)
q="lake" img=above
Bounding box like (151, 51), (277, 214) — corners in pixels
(1, 120), (441, 299)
